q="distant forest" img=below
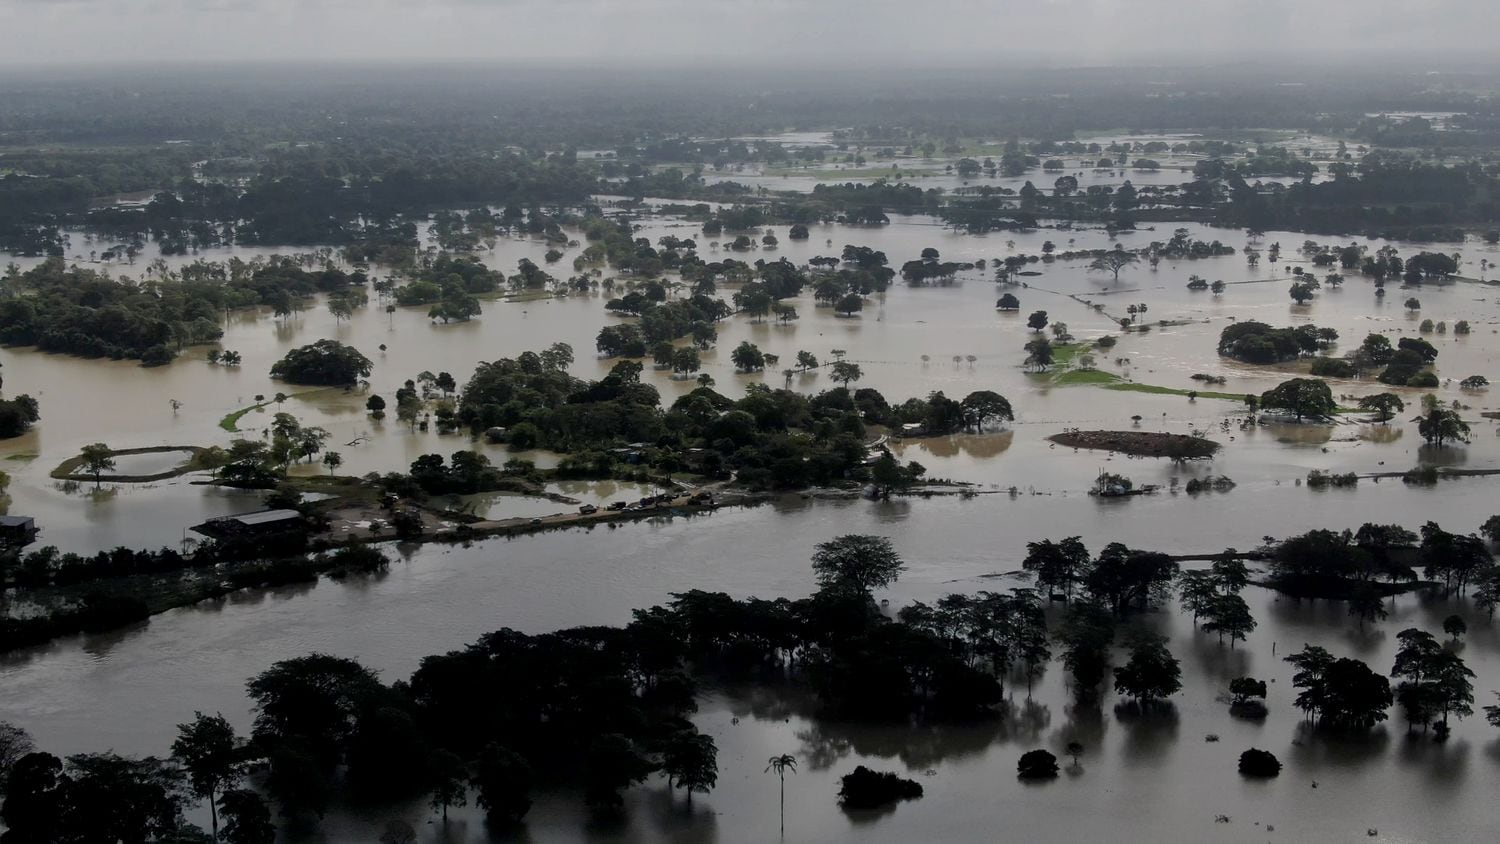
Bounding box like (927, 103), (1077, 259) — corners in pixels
(4, 64), (1500, 253)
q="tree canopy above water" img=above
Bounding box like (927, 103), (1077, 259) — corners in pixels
(269, 339), (373, 386)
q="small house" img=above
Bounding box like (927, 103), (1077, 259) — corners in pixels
(0, 515), (37, 545)
(193, 508), (304, 539)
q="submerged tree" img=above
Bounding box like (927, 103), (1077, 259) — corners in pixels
(1443, 614), (1468, 642)
(662, 731), (717, 804)
(582, 734), (655, 816)
(1358, 393), (1404, 423)
(428, 749), (468, 823)
(472, 744), (531, 825)
(1203, 593), (1256, 646)
(1348, 583), (1388, 631)
(1024, 337), (1054, 371)
(1259, 378), (1335, 421)
(829, 360), (863, 388)
(1113, 633), (1182, 704)
(1416, 407), (1470, 447)
(171, 712), (243, 840)
(78, 443), (115, 487)
(1393, 628), (1474, 736)
(1016, 749), (1060, 779)
(811, 535), (905, 594)
(1285, 645), (1391, 729)
(959, 390), (1014, 431)
(1089, 250), (1138, 283)
(1023, 537), (1091, 601)
(1059, 603), (1116, 705)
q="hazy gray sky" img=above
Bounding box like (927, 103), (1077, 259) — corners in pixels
(0, 0), (1494, 65)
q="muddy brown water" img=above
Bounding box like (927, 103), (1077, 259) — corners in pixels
(3, 205), (1500, 841)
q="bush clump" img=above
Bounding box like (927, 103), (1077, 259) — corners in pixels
(270, 339), (373, 385)
(1229, 677), (1268, 719)
(1402, 466), (1440, 486)
(322, 543), (391, 578)
(1306, 470), (1357, 489)
(1017, 749), (1060, 780)
(1309, 357), (1356, 378)
(1185, 476), (1236, 494)
(1238, 748), (1282, 777)
(837, 766), (924, 809)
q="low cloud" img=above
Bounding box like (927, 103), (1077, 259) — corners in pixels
(0, 0), (1494, 65)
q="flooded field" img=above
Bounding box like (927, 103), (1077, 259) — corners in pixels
(3, 492), (1500, 842)
(3, 208), (1498, 551)
(698, 129), (1339, 195)
(3, 198), (1500, 842)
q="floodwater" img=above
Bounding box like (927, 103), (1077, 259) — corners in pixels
(107, 449), (194, 476)
(3, 208), (1498, 551)
(698, 129), (1338, 195)
(702, 161), (1324, 197)
(3, 493), (1500, 842)
(3, 195), (1500, 840)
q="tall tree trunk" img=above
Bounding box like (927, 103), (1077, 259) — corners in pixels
(779, 774), (786, 837)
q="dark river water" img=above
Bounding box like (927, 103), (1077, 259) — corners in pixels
(3, 488), (1499, 842)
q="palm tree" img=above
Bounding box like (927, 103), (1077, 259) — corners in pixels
(766, 754), (797, 837)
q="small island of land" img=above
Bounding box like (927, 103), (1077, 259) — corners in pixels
(1049, 430), (1220, 460)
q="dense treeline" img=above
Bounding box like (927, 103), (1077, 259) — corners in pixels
(0, 537), (1022, 837)
(925, 152), (1500, 240)
(1218, 322), (1337, 363)
(9, 514), (1499, 838)
(1215, 153), (1500, 237)
(0, 147), (200, 254)
(2, 149), (595, 253)
(392, 253), (500, 322)
(9, 65), (1500, 253)
(0, 544), (395, 654)
(8, 507), (1500, 836)
(0, 535), (308, 590)
(1270, 520), (1499, 609)
(237, 154), (598, 245)
(0, 394), (39, 439)
(1219, 321), (1443, 388)
(0, 257), (364, 364)
(456, 348), (1011, 490)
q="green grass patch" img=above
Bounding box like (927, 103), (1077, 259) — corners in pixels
(4, 453), (38, 462)
(501, 290), (561, 303)
(220, 404), (267, 432)
(51, 445), (214, 483)
(1103, 382), (1246, 401)
(1054, 369), (1122, 386)
(1048, 343), (1089, 368)
(219, 389), (328, 433)
(1099, 381), (1361, 413)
